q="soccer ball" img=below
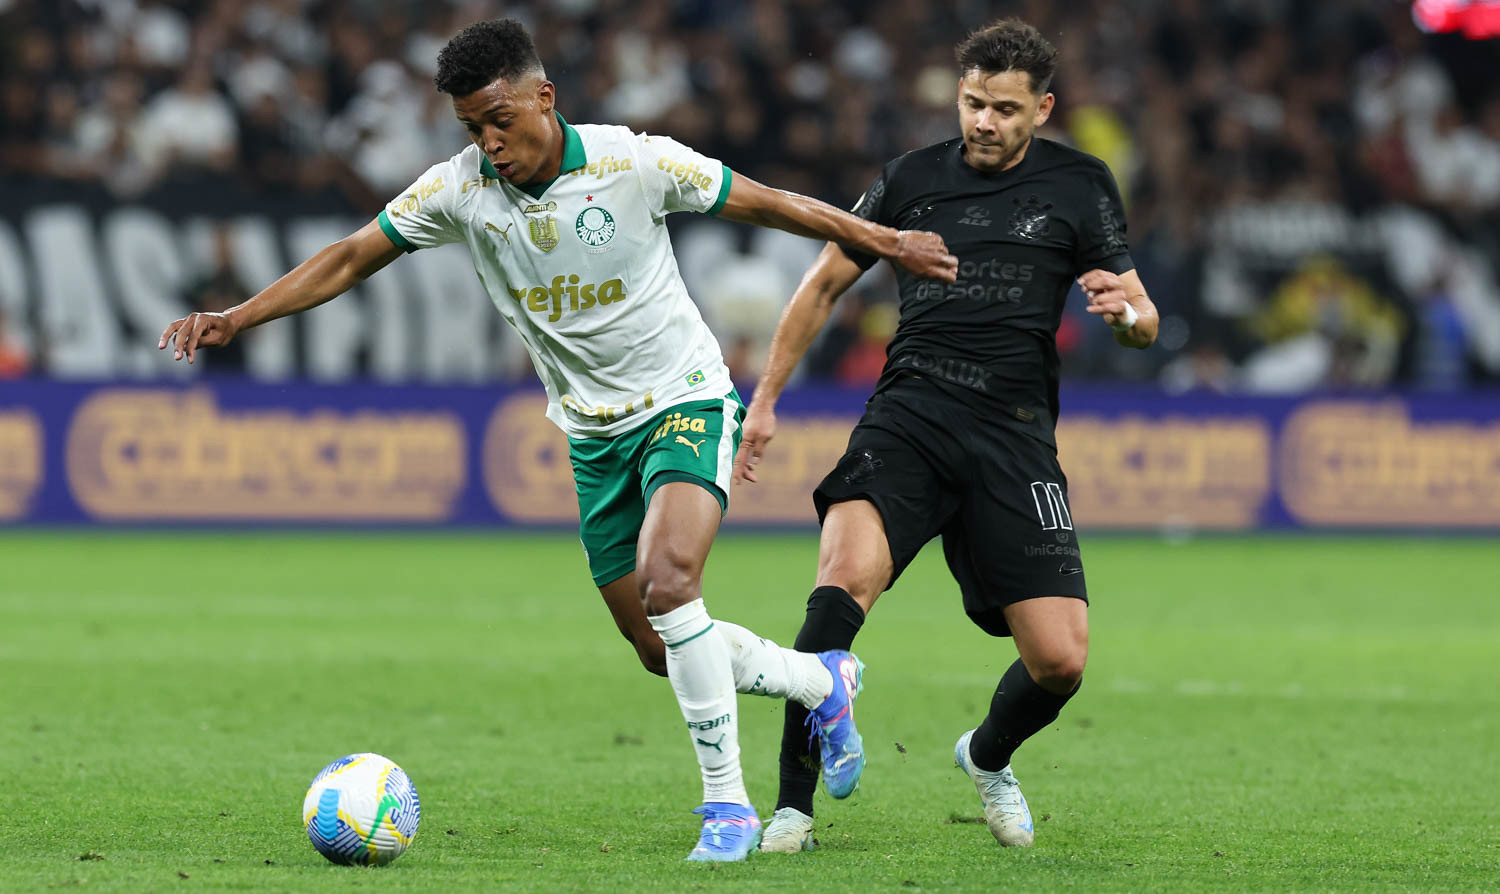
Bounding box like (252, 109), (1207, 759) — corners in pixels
(301, 753), (421, 866)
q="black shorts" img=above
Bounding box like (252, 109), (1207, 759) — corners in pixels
(813, 376), (1087, 637)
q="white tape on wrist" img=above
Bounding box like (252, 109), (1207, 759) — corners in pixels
(1109, 302), (1139, 332)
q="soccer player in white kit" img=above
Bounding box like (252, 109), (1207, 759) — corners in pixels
(160, 19), (957, 861)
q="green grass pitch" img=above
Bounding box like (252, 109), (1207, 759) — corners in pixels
(2, 532), (1496, 891)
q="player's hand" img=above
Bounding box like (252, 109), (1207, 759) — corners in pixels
(733, 402), (777, 484)
(894, 231), (958, 282)
(158, 311), (240, 363)
(1079, 269), (1132, 327)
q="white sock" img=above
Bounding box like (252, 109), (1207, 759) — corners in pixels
(649, 599), (749, 806)
(718, 621), (833, 709)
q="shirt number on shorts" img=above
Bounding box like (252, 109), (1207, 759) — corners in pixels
(1030, 481), (1073, 531)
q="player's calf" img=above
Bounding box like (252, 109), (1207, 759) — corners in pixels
(598, 573), (668, 676)
(967, 658), (1080, 774)
(626, 634), (667, 677)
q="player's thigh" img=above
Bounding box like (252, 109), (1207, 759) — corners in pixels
(1003, 596), (1088, 685)
(636, 480), (723, 613)
(570, 391), (740, 590)
(943, 432), (1087, 637)
(816, 500), (893, 613)
(631, 392), (741, 608)
(813, 392), (959, 606)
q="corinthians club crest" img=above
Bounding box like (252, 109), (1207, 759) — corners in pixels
(1008, 195), (1053, 241)
(523, 201), (560, 252)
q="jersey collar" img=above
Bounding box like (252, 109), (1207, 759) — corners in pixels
(480, 111), (586, 198)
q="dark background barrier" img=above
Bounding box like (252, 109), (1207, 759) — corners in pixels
(4, 379), (1496, 530)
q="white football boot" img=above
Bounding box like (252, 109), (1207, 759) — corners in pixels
(954, 729), (1035, 847)
(757, 807), (815, 853)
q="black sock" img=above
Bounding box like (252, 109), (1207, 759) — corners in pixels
(968, 658), (1079, 772)
(775, 585), (865, 814)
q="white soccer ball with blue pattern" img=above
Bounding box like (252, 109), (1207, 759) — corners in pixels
(301, 753), (421, 866)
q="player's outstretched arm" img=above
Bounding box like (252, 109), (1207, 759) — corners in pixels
(159, 218), (405, 363)
(734, 243), (864, 485)
(1080, 268), (1158, 349)
(716, 173), (957, 283)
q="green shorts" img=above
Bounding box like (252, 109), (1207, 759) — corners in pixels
(570, 391), (744, 586)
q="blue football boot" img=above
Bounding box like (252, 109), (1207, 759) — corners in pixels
(807, 651), (866, 798)
(685, 803), (762, 862)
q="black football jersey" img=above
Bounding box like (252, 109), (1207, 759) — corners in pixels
(839, 136), (1133, 445)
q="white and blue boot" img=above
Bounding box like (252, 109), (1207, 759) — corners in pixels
(954, 729), (1035, 847)
(758, 807), (815, 853)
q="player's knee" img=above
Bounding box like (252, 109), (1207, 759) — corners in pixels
(1027, 650), (1086, 694)
(636, 551), (699, 613)
(815, 556), (884, 608)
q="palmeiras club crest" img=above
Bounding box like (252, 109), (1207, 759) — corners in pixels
(575, 206), (616, 248)
(1008, 195), (1053, 241)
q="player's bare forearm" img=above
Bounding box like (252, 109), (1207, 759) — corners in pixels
(718, 175), (895, 252)
(754, 244), (864, 407)
(160, 218), (403, 362)
(231, 219), (404, 330)
(717, 174), (957, 281)
(1080, 268), (1158, 350)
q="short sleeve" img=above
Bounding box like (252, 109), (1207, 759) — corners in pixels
(631, 133), (732, 218)
(1074, 162), (1133, 274)
(835, 170), (890, 271)
(378, 160), (465, 252)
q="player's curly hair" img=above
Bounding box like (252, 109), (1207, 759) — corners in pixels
(434, 19), (546, 96)
(955, 18), (1058, 95)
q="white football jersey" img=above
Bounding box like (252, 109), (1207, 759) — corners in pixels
(379, 113), (735, 438)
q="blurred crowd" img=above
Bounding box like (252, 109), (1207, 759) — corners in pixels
(2, 0), (1499, 392)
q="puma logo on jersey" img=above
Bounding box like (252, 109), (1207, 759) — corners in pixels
(484, 221), (512, 244)
(675, 435), (706, 457)
(508, 275), (626, 322)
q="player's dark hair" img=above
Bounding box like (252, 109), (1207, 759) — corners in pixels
(434, 19), (545, 96)
(955, 18), (1058, 95)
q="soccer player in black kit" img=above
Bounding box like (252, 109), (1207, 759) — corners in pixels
(733, 18), (1159, 851)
